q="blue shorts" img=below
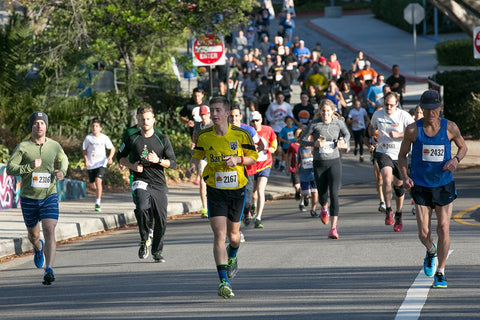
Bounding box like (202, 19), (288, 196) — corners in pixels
(254, 167), (271, 180)
(300, 180), (317, 195)
(20, 193), (59, 228)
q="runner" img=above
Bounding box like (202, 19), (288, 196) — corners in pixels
(190, 96), (258, 299)
(295, 129), (318, 216)
(398, 90), (467, 288)
(117, 106), (176, 263)
(82, 118), (115, 212)
(369, 92), (414, 232)
(7, 111), (69, 285)
(250, 111), (277, 229)
(300, 99), (350, 239)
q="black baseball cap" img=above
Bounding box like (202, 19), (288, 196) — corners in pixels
(419, 90), (442, 109)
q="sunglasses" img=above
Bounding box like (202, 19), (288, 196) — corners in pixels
(252, 119), (261, 122)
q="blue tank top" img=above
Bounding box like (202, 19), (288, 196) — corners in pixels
(411, 118), (453, 187)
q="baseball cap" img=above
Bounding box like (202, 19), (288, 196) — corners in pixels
(200, 105), (210, 115)
(251, 111), (262, 121)
(419, 90), (442, 109)
(29, 111), (48, 130)
(319, 56), (327, 62)
(365, 60), (371, 66)
(299, 40), (304, 44)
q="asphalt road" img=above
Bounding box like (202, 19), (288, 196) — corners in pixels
(1, 163), (479, 320)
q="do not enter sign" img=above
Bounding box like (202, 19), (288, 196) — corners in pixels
(474, 27), (480, 59)
(192, 34), (226, 66)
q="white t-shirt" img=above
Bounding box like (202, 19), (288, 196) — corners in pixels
(265, 101), (294, 133)
(348, 107), (368, 131)
(82, 133), (114, 169)
(371, 108), (414, 160)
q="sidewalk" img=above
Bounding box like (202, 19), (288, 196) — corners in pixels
(307, 13), (469, 102)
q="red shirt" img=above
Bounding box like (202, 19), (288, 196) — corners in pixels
(287, 142), (299, 173)
(253, 125), (277, 173)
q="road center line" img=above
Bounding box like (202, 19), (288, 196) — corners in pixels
(395, 250), (453, 320)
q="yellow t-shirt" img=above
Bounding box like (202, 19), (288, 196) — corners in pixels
(192, 124), (258, 190)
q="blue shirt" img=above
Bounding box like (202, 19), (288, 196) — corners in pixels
(279, 125), (297, 150)
(411, 118), (453, 187)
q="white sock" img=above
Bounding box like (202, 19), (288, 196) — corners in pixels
(95, 199), (101, 205)
(437, 268), (445, 275)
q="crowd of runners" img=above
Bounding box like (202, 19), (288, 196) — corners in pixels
(5, 1), (467, 299)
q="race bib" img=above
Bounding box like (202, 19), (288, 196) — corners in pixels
(215, 171), (238, 189)
(132, 180), (148, 191)
(31, 173), (51, 188)
(301, 156), (313, 169)
(319, 141), (335, 154)
(422, 144), (445, 162)
(287, 131), (294, 140)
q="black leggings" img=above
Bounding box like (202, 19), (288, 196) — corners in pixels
(352, 129), (365, 155)
(313, 158), (342, 216)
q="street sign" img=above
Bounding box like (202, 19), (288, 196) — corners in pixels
(474, 27), (480, 59)
(404, 3), (425, 25)
(192, 34), (226, 67)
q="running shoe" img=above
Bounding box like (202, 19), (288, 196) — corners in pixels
(378, 201), (386, 213)
(42, 267), (55, 285)
(153, 251), (166, 263)
(201, 207), (208, 218)
(423, 244), (437, 277)
(432, 272), (447, 288)
(385, 208), (394, 225)
(393, 213), (403, 232)
(240, 230), (245, 242)
(193, 179), (200, 185)
(299, 201), (306, 212)
(295, 189), (301, 201)
(412, 206), (416, 216)
(34, 239), (45, 268)
(138, 241), (149, 259)
(95, 204), (101, 212)
(310, 209), (317, 217)
(279, 165), (285, 171)
(304, 197), (309, 206)
(250, 204), (257, 215)
(320, 208), (329, 225)
(328, 227), (339, 239)
(243, 212), (252, 226)
(360, 155), (364, 162)
(145, 236), (152, 248)
(226, 256), (238, 279)
(218, 280), (234, 299)
(254, 219), (264, 229)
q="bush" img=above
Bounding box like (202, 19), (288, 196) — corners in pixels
(431, 70), (480, 138)
(436, 39), (480, 66)
(372, 0), (461, 34)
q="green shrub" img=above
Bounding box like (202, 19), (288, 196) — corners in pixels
(431, 70), (480, 138)
(436, 39), (480, 66)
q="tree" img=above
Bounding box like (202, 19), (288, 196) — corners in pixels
(428, 0), (480, 35)
(24, 0), (257, 105)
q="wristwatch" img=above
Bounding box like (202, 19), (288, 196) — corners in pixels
(454, 156), (461, 163)
(158, 158), (163, 164)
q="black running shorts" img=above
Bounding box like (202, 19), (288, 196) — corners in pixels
(411, 181), (457, 209)
(374, 152), (401, 180)
(206, 185), (246, 222)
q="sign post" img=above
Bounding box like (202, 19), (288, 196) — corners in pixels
(404, 3), (425, 75)
(474, 27), (480, 59)
(192, 34), (226, 96)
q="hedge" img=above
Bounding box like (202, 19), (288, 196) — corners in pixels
(431, 70), (480, 138)
(436, 39), (480, 66)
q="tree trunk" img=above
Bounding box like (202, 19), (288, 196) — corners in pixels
(428, 0), (480, 35)
(120, 47), (135, 106)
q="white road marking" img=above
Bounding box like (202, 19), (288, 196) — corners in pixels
(394, 250), (453, 320)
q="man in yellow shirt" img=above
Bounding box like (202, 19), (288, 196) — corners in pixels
(190, 96), (258, 299)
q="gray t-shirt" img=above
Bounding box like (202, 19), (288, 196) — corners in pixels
(300, 118), (350, 161)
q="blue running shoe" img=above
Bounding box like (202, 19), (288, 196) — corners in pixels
(432, 272), (447, 288)
(218, 280), (234, 299)
(423, 243), (437, 277)
(42, 267), (55, 285)
(34, 239), (45, 268)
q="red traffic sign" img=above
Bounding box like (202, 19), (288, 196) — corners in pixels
(192, 34), (226, 66)
(474, 27), (480, 59)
